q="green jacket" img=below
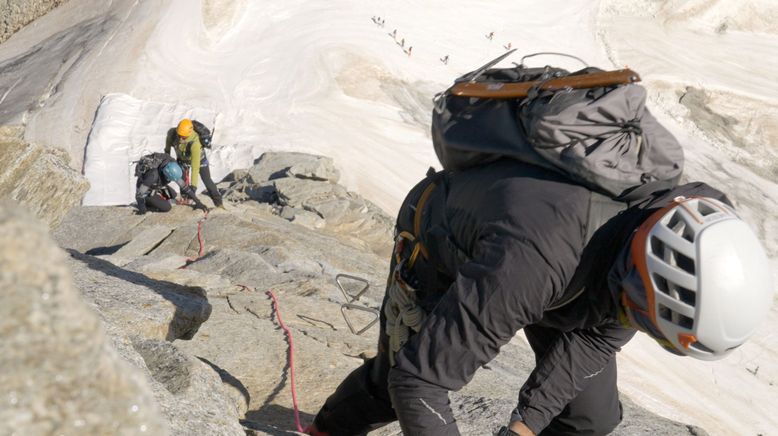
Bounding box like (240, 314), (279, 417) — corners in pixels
(165, 128), (206, 187)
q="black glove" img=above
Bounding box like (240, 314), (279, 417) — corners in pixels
(181, 185), (196, 200)
(195, 203), (209, 213)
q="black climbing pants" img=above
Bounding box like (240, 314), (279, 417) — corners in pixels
(145, 194), (172, 213)
(312, 294), (622, 436)
(197, 166), (222, 206)
(312, 285), (622, 436)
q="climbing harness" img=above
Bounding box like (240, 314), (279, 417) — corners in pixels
(393, 178), (438, 269)
(385, 173), (440, 365)
(335, 274), (379, 336)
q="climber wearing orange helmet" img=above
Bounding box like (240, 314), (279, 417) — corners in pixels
(165, 118), (223, 208)
(308, 161), (774, 436)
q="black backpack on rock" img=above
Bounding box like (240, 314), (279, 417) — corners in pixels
(134, 152), (173, 178)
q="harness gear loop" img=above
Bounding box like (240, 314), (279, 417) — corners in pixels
(385, 260), (427, 366)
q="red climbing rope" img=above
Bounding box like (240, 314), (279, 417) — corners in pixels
(192, 211), (208, 259)
(266, 288), (305, 433)
(237, 284), (305, 433)
(178, 210), (303, 431)
(179, 210), (208, 268)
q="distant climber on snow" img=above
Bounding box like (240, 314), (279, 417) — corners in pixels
(165, 118), (224, 209)
(306, 54), (774, 436)
(134, 152), (208, 214)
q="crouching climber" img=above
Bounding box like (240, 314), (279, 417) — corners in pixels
(165, 118), (224, 209)
(134, 152), (209, 215)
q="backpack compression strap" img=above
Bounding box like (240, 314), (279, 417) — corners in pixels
(450, 68), (641, 99)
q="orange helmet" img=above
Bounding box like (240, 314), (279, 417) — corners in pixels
(177, 119), (194, 137)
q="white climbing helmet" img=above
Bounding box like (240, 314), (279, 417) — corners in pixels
(629, 196), (774, 360)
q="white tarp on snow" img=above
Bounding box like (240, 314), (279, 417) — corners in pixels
(82, 93), (217, 206)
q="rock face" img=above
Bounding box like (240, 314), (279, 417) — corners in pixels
(0, 200), (167, 435)
(63, 237), (244, 435)
(221, 151), (394, 258)
(66, 250), (212, 342)
(0, 136), (89, 227)
(0, 0), (69, 44)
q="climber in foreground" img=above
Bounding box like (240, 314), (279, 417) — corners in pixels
(306, 56), (774, 436)
(134, 152), (209, 214)
(165, 118), (224, 209)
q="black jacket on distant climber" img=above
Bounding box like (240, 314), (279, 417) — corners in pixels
(134, 153), (207, 214)
(311, 158), (729, 436)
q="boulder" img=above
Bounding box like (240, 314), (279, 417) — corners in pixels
(248, 152), (340, 184)
(0, 200), (167, 435)
(66, 250), (212, 341)
(0, 138), (89, 227)
(107, 224), (173, 266)
(131, 338), (246, 435)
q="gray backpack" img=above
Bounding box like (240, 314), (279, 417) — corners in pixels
(431, 63), (684, 200)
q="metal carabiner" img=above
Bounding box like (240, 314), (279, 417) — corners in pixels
(335, 274), (379, 336)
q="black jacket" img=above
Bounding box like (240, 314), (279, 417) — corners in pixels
(388, 158), (728, 433)
(135, 154), (176, 211)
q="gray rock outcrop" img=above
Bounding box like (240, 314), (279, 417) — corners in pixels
(0, 200), (167, 436)
(221, 151), (394, 257)
(66, 250), (212, 342)
(0, 136), (89, 227)
(0, 0), (69, 44)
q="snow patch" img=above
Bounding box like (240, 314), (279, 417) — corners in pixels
(82, 93), (216, 206)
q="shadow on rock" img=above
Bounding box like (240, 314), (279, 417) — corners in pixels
(85, 241), (129, 256)
(198, 356), (251, 411)
(243, 404), (315, 435)
(67, 248), (211, 341)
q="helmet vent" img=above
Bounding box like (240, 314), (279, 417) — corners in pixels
(696, 201), (719, 217)
(667, 213), (695, 242)
(650, 235), (696, 274)
(652, 273), (669, 294)
(650, 236), (665, 257)
(676, 286), (696, 306)
(658, 304), (694, 329)
(672, 251), (696, 275)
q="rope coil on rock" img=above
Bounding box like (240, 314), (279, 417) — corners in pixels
(385, 262), (426, 366)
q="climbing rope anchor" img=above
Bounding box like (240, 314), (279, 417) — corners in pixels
(335, 274), (379, 336)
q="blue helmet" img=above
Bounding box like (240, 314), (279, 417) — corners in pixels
(161, 161), (183, 182)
